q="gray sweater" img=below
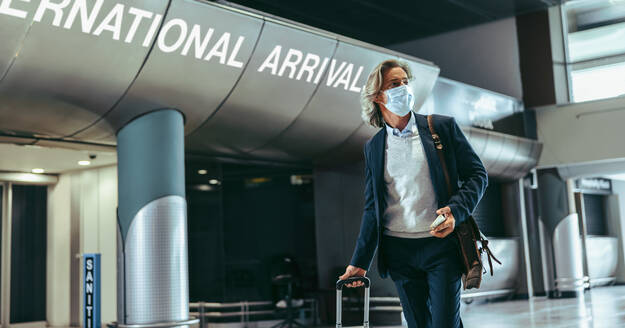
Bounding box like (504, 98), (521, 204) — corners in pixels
(382, 113), (439, 238)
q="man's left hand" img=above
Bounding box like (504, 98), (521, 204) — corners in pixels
(430, 206), (455, 238)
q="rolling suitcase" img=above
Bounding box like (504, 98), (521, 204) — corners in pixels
(335, 277), (370, 328)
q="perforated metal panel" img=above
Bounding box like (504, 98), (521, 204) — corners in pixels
(553, 213), (585, 292)
(124, 195), (189, 325)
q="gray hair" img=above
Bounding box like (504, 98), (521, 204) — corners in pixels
(360, 59), (413, 128)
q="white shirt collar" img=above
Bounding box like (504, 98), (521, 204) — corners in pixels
(385, 111), (416, 137)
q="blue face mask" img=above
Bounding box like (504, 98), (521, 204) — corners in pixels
(383, 84), (415, 117)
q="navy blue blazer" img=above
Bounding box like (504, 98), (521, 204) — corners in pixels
(349, 112), (488, 279)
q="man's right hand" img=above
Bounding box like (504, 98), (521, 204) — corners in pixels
(338, 265), (367, 288)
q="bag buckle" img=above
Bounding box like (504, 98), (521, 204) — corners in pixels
(431, 133), (443, 150)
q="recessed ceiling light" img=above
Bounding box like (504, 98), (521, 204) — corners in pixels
(195, 184), (212, 191)
(78, 160), (91, 166)
(32, 168), (45, 174)
(209, 179), (220, 185)
(198, 169), (208, 175)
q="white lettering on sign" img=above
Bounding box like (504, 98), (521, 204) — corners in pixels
(349, 66), (364, 92)
(0, 0), (29, 19)
(34, 0), (71, 26)
(93, 3), (124, 40)
(0, 0), (366, 93)
(125, 7), (152, 43)
(204, 32), (231, 64)
(314, 57), (330, 84)
(63, 0), (103, 33)
(227, 35), (245, 68)
(158, 18), (187, 53)
(182, 25), (214, 58)
(258, 45), (364, 92)
(279, 48), (303, 79)
(143, 13), (162, 47)
(258, 45), (281, 75)
(296, 53), (320, 82)
(84, 256), (96, 328)
(580, 178), (610, 190)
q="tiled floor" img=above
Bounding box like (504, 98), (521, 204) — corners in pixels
(459, 285), (625, 328)
(52, 286), (625, 328)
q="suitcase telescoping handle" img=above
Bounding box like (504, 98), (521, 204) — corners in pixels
(335, 277), (370, 328)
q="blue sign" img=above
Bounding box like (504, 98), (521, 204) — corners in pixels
(84, 253), (101, 328)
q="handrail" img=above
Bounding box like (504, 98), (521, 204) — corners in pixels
(107, 318), (199, 328)
(189, 298), (316, 308)
(192, 298), (319, 327)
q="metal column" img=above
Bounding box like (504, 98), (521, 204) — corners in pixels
(116, 109), (196, 327)
(536, 169), (585, 298)
(519, 178), (534, 298)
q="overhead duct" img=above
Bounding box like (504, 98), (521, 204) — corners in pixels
(463, 127), (542, 181)
(313, 121), (542, 181)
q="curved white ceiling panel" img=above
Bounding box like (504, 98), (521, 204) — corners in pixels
(0, 0), (33, 80)
(74, 0), (263, 142)
(313, 121), (380, 167)
(186, 20), (338, 157)
(0, 0), (169, 137)
(0, 0), (540, 177)
(250, 43), (405, 161)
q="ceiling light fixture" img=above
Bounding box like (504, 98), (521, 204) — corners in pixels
(195, 184), (212, 191)
(32, 168), (45, 174)
(78, 160), (91, 166)
(198, 169), (208, 175)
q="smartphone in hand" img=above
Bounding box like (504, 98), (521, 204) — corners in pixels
(430, 214), (446, 230)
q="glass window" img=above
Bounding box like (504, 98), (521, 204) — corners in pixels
(562, 0), (625, 102)
(570, 61), (625, 102)
(567, 21), (625, 62)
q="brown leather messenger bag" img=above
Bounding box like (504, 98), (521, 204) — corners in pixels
(427, 115), (501, 290)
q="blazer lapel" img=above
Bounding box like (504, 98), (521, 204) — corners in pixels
(370, 126), (386, 216)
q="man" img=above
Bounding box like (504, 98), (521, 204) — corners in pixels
(339, 59), (488, 328)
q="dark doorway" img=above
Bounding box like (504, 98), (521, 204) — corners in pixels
(10, 184), (47, 323)
(0, 184), (2, 321)
(186, 160), (317, 302)
(583, 193), (608, 236)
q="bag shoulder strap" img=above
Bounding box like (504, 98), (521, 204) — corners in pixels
(427, 115), (502, 274)
(426, 115), (453, 198)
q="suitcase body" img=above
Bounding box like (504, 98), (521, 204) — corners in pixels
(335, 277), (370, 328)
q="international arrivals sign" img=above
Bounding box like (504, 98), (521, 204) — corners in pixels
(0, 0), (366, 93)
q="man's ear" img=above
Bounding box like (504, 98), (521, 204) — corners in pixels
(374, 91), (384, 105)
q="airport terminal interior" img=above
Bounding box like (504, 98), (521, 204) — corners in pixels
(1, 0), (625, 327)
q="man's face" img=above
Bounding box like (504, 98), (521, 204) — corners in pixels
(375, 67), (409, 109)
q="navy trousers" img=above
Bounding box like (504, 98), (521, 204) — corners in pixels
(381, 234), (464, 328)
